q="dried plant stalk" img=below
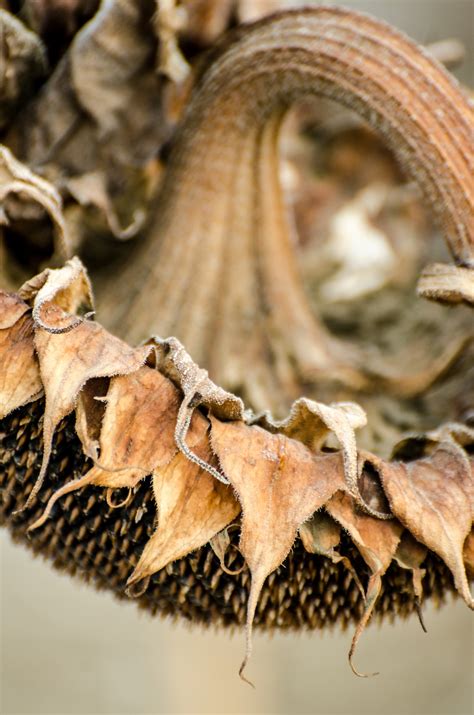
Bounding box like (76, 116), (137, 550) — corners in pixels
(98, 7), (474, 411)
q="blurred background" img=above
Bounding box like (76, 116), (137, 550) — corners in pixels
(1, 0), (473, 713)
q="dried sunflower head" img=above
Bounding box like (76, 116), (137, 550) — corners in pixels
(0, 4), (473, 687)
(0, 257), (472, 683)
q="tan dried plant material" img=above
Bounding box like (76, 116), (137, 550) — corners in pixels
(0, 145), (70, 267)
(0, 292), (42, 418)
(14, 258), (152, 509)
(417, 263), (474, 305)
(325, 491), (403, 676)
(380, 449), (474, 610)
(0, 258), (472, 683)
(126, 418), (240, 594)
(149, 336), (245, 484)
(298, 511), (365, 599)
(393, 531), (428, 630)
(210, 416), (351, 682)
(249, 398), (391, 519)
(0, 4), (473, 689)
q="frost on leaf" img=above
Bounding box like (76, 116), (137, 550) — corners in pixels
(126, 417), (240, 593)
(0, 292), (42, 418)
(210, 416), (347, 682)
(380, 450), (474, 609)
(325, 491), (403, 676)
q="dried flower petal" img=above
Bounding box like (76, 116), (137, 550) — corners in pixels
(0, 293), (42, 418)
(299, 511), (364, 598)
(380, 450), (474, 609)
(127, 421), (240, 590)
(393, 531), (428, 631)
(210, 416), (347, 682)
(326, 491), (403, 676)
(0, 144), (70, 259)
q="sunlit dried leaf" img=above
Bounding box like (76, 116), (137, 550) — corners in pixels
(210, 416), (347, 682)
(325, 491), (403, 676)
(0, 293), (42, 418)
(0, 291), (30, 329)
(126, 420), (240, 590)
(299, 511), (364, 598)
(209, 524), (245, 576)
(380, 450), (474, 609)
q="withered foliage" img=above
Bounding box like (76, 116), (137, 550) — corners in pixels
(0, 2), (473, 686)
(0, 258), (472, 682)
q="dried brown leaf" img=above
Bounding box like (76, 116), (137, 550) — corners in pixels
(0, 293), (42, 418)
(150, 336), (244, 485)
(464, 529), (474, 578)
(28, 365), (202, 531)
(19, 257), (93, 333)
(210, 416), (347, 682)
(251, 398), (390, 519)
(0, 11), (47, 131)
(126, 420), (240, 591)
(326, 491), (403, 676)
(17, 262), (152, 509)
(0, 145), (70, 260)
(380, 450), (474, 609)
(417, 262), (474, 305)
(299, 511), (365, 598)
(393, 531), (428, 631)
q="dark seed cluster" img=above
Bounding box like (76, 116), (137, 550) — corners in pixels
(0, 400), (456, 630)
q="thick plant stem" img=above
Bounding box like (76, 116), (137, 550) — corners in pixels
(99, 7), (474, 410)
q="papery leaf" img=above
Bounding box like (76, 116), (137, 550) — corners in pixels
(209, 524), (245, 575)
(299, 511), (365, 598)
(126, 420), (240, 591)
(250, 398), (389, 519)
(0, 145), (70, 259)
(0, 11), (47, 131)
(464, 529), (474, 578)
(380, 450), (474, 609)
(20, 256), (93, 333)
(0, 293), (42, 418)
(326, 491), (403, 676)
(0, 291), (30, 328)
(417, 262), (474, 305)
(150, 336), (245, 485)
(22, 293), (152, 508)
(210, 416), (347, 682)
(28, 365), (195, 531)
(393, 531), (428, 631)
